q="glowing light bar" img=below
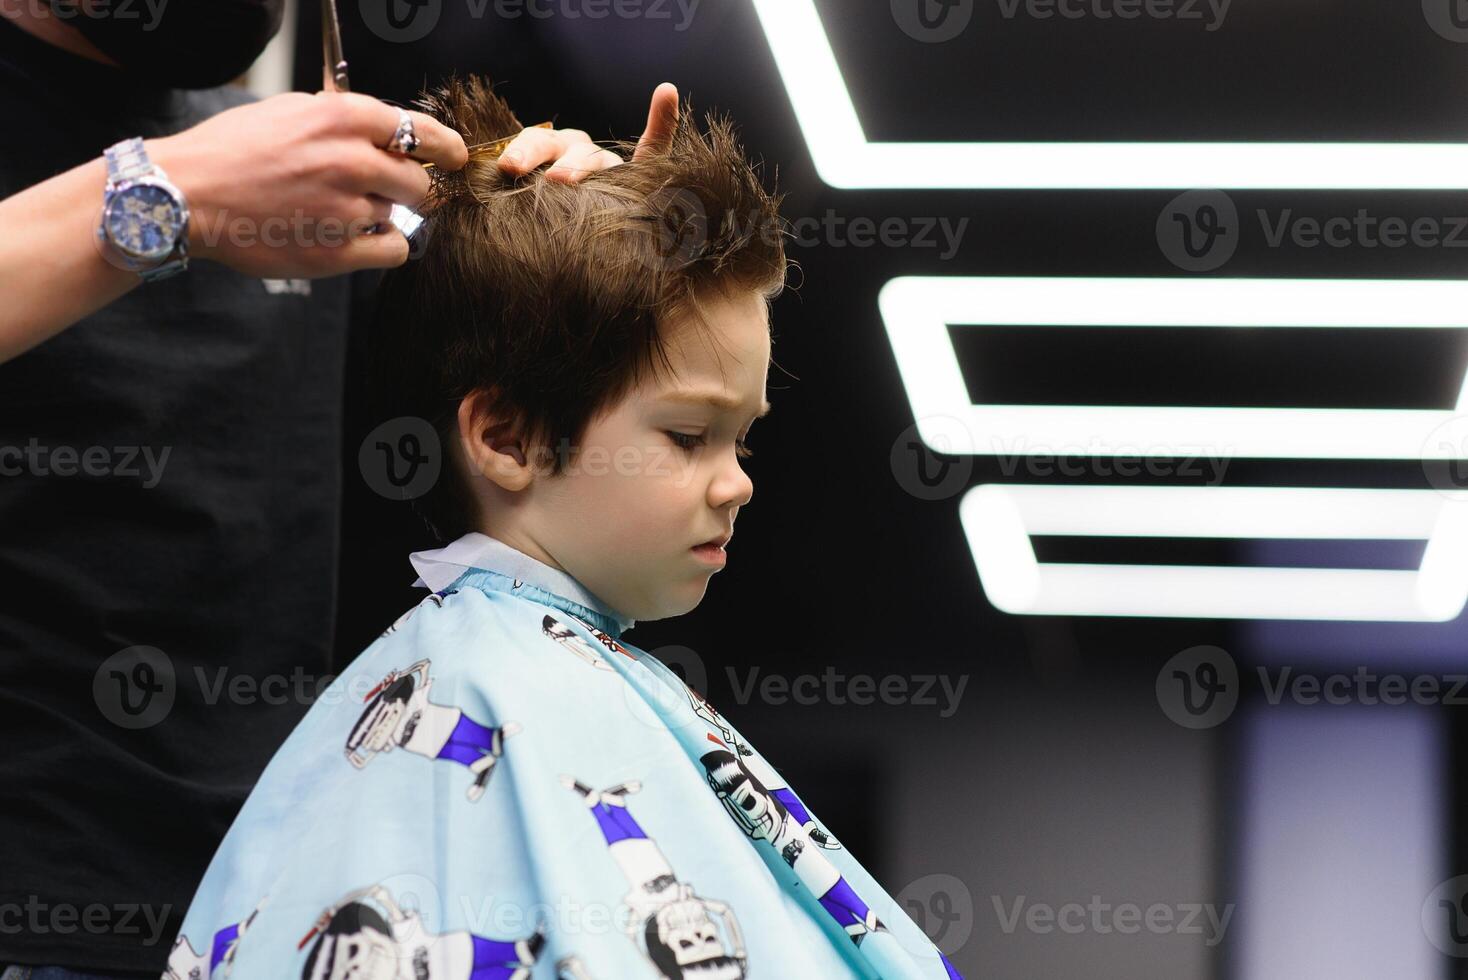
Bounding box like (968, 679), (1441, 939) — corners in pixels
(961, 485), (1468, 621)
(878, 276), (1468, 461)
(749, 0), (1468, 189)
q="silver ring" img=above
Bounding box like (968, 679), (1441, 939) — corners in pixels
(385, 108), (420, 155)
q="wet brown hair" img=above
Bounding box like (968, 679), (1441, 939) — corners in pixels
(368, 74), (789, 543)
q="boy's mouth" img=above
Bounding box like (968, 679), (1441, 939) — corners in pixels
(691, 532), (731, 567)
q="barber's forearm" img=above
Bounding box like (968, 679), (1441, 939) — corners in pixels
(0, 155), (141, 364)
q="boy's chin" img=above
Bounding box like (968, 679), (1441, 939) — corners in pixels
(638, 577), (712, 622)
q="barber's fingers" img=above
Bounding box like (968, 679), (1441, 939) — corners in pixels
(347, 196), (397, 239)
(319, 90), (469, 172)
(338, 223), (412, 270)
(335, 146), (433, 207)
(545, 144), (626, 183)
(497, 126), (598, 177)
(632, 82), (679, 162)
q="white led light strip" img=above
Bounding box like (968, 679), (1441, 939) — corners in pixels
(749, 0), (1468, 190)
(878, 276), (1468, 461)
(877, 276), (1468, 620)
(962, 484), (1468, 621)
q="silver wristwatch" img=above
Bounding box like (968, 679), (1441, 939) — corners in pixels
(96, 137), (190, 283)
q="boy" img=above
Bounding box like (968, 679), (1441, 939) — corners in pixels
(164, 75), (963, 980)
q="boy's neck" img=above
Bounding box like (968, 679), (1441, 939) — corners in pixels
(480, 528), (566, 575)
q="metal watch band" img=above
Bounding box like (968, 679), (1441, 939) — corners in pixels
(104, 136), (153, 183)
(138, 244), (189, 282)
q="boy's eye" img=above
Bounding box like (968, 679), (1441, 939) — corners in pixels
(666, 431), (705, 451)
(665, 430), (754, 459)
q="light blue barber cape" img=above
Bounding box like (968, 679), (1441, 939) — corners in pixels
(163, 533), (963, 980)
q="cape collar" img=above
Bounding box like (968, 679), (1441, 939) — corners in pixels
(409, 532), (636, 638)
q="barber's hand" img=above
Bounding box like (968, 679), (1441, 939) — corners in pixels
(495, 82), (680, 183)
(147, 90), (468, 278)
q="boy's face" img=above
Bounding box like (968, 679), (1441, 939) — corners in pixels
(470, 286), (771, 624)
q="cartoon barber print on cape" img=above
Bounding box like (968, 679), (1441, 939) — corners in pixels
(561, 775), (747, 980)
(345, 659), (519, 802)
(699, 743), (886, 946)
(683, 682), (888, 946)
(541, 614), (616, 670)
(570, 613), (632, 659)
(686, 686), (965, 977)
(298, 884), (544, 980)
(165, 897), (265, 979)
(685, 686), (840, 850)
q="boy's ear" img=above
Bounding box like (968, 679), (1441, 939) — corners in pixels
(457, 388), (534, 492)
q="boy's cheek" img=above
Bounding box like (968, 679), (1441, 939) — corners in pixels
(669, 450), (701, 489)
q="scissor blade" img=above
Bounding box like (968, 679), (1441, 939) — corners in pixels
(321, 0), (350, 93)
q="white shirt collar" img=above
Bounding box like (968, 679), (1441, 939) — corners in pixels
(409, 532), (636, 634)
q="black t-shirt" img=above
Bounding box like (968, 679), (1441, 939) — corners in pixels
(0, 21), (357, 974)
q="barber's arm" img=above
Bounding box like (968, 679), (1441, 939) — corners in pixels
(0, 82), (678, 365)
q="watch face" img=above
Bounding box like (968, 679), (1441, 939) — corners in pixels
(104, 183), (183, 260)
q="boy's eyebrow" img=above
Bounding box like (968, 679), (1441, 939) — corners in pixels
(661, 388), (773, 418)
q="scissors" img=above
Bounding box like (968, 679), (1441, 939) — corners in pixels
(321, 0), (553, 172)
